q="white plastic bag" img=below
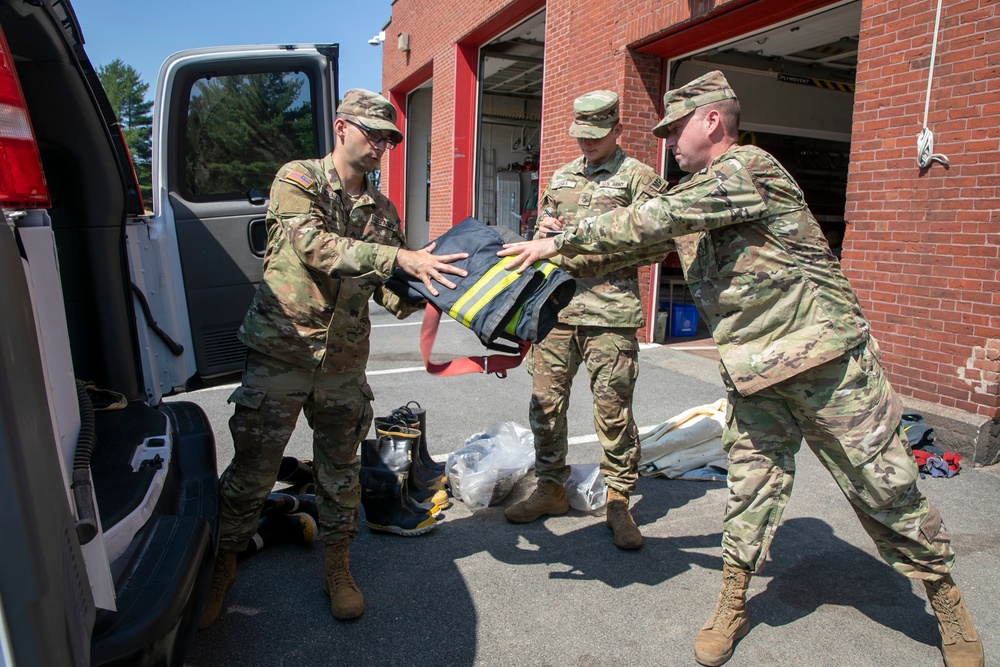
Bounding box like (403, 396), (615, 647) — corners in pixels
(446, 421), (535, 511)
(563, 463), (606, 511)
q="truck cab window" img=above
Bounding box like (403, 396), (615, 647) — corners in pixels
(182, 71), (317, 199)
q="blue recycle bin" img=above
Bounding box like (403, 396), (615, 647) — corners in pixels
(670, 303), (699, 337)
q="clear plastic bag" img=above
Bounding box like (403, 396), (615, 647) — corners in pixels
(446, 421), (535, 511)
(564, 463), (607, 511)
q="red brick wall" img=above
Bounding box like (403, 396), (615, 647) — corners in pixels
(382, 0), (1000, 418)
(844, 0), (999, 419)
(382, 0), (547, 239)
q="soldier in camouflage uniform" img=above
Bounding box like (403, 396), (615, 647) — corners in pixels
(499, 71), (983, 667)
(503, 91), (669, 550)
(199, 89), (468, 629)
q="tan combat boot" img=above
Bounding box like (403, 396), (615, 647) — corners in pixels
(503, 479), (570, 523)
(924, 576), (984, 667)
(606, 488), (642, 550)
(694, 564), (752, 666)
(323, 539), (364, 621)
(197, 548), (237, 630)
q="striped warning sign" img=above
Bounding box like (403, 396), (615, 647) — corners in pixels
(778, 73), (855, 93)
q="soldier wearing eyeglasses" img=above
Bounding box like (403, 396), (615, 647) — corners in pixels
(200, 89), (468, 629)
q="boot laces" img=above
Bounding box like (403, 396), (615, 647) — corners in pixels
(931, 583), (965, 642)
(710, 570), (744, 628)
(329, 547), (358, 591)
(529, 483), (551, 502)
(209, 553), (232, 596)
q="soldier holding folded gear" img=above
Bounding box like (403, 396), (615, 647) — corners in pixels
(199, 89), (467, 629)
(503, 90), (668, 550)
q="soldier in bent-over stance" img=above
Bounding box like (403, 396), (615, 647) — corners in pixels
(499, 70), (983, 667)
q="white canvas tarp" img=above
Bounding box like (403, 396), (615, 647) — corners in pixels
(638, 398), (728, 479)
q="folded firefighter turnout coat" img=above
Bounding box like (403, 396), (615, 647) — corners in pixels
(385, 217), (575, 348)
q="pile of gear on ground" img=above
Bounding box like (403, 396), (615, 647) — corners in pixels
(241, 402), (965, 555)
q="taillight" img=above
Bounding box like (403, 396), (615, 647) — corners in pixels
(0, 25), (50, 209)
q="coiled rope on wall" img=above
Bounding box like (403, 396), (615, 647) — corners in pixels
(916, 0), (949, 169)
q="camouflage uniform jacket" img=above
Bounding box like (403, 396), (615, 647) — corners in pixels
(238, 153), (417, 370)
(539, 146), (668, 328)
(556, 143), (869, 395)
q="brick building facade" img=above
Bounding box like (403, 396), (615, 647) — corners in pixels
(378, 0), (998, 463)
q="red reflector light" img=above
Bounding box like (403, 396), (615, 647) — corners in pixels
(0, 26), (51, 209)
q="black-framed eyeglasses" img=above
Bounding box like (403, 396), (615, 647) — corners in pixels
(343, 117), (397, 150)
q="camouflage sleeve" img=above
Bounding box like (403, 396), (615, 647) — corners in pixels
(269, 164), (399, 280)
(634, 169), (670, 204)
(532, 186), (557, 240)
(557, 167), (674, 274)
(556, 156), (767, 256)
(373, 284), (424, 319)
(557, 244), (673, 277)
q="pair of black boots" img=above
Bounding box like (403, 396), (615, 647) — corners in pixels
(240, 457), (319, 560)
(360, 403), (450, 536)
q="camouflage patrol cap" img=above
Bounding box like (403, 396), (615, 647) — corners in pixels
(338, 88), (403, 144)
(651, 70), (737, 138)
(568, 90), (619, 139)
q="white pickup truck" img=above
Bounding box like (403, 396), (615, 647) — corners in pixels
(0, 0), (341, 663)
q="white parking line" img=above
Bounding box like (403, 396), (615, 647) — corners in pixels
(367, 366), (428, 375)
(371, 319), (454, 329)
(568, 425), (662, 446)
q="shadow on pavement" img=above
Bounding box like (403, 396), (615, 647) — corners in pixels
(747, 516), (937, 646)
(187, 474), (726, 667)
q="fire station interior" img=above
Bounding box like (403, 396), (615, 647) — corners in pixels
(475, 11), (546, 238)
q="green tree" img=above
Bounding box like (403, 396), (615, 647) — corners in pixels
(184, 72), (315, 196)
(98, 59), (153, 208)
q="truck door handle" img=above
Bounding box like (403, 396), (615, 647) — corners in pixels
(247, 188), (265, 205)
(248, 218), (267, 257)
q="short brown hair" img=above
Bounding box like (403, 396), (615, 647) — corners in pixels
(698, 98), (741, 137)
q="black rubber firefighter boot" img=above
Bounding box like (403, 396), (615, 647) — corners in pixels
(323, 539), (364, 621)
(359, 433), (437, 535)
(198, 548), (237, 629)
(374, 423), (450, 509)
(694, 564), (752, 666)
(240, 511), (318, 559)
(606, 488), (643, 550)
(379, 410), (447, 490)
(360, 438), (441, 516)
(261, 491), (318, 518)
(403, 401), (446, 475)
(359, 466), (437, 536)
(504, 479), (569, 523)
(276, 456), (315, 494)
(924, 575), (984, 667)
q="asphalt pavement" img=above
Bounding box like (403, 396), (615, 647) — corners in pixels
(180, 306), (999, 667)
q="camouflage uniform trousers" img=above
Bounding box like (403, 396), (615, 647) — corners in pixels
(529, 323), (641, 494)
(218, 348), (374, 550)
(721, 338), (954, 581)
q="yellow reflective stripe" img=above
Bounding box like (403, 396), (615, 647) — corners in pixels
(449, 259), (516, 326)
(458, 270), (522, 326)
(536, 260), (557, 276)
(505, 305), (524, 335)
(450, 258), (561, 329)
(505, 261), (556, 335)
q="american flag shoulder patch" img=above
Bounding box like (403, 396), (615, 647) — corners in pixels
(281, 169), (316, 189)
